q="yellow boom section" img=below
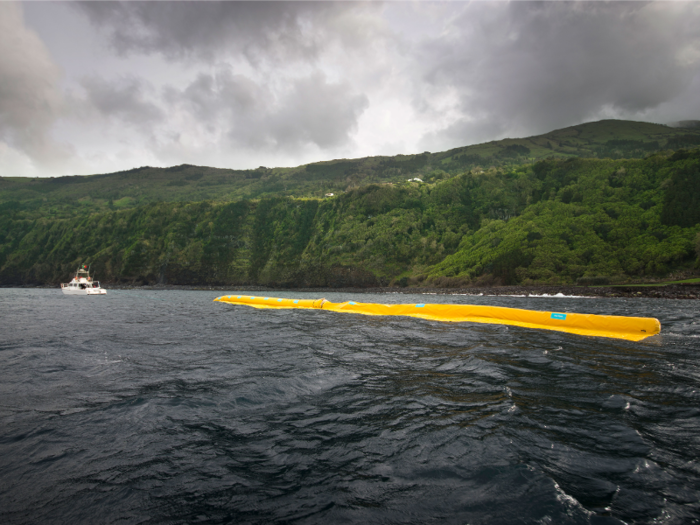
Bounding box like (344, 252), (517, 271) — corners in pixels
(214, 295), (660, 342)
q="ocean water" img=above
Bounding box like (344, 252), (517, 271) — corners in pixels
(0, 288), (698, 524)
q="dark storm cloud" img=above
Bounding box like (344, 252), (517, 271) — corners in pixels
(81, 76), (165, 128)
(169, 68), (368, 151)
(75, 1), (375, 64)
(0, 3), (70, 167)
(416, 1), (700, 148)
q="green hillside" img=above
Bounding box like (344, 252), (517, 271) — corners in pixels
(2, 119), (700, 217)
(1, 126), (699, 288)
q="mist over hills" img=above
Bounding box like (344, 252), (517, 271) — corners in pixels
(1, 119), (699, 288)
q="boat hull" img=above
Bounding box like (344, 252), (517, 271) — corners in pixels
(61, 285), (107, 295)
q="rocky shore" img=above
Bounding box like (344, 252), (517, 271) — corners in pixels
(93, 282), (700, 299)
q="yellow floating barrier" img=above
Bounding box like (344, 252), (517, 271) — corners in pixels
(214, 295), (660, 342)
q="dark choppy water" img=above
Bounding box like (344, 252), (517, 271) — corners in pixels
(1, 288), (699, 524)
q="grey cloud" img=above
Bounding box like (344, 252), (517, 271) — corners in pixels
(0, 3), (70, 167)
(81, 76), (164, 127)
(170, 68), (368, 151)
(178, 70), (264, 124)
(75, 1), (380, 64)
(165, 67), (270, 147)
(264, 74), (369, 149)
(416, 2), (700, 149)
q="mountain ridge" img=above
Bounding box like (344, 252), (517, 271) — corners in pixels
(2, 119), (700, 214)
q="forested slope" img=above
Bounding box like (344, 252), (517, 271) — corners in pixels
(1, 147), (699, 287)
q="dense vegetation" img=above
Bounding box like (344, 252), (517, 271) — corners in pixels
(1, 120), (699, 287)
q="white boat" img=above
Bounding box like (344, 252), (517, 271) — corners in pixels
(61, 265), (107, 295)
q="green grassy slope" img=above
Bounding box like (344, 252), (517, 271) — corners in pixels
(433, 119), (700, 170)
(2, 147), (699, 287)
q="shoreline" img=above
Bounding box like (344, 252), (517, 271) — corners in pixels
(7, 283), (699, 299)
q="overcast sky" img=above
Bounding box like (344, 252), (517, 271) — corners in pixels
(2, 1), (699, 177)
